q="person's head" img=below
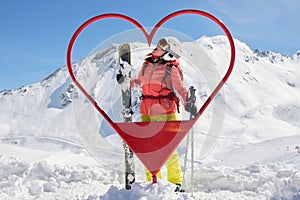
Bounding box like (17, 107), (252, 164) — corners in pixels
(152, 43), (166, 58)
(152, 37), (182, 60)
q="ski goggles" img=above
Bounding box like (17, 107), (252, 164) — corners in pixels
(157, 38), (169, 51)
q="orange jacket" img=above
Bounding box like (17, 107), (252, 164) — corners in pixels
(132, 54), (188, 116)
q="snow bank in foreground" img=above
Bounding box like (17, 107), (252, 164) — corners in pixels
(1, 154), (299, 200)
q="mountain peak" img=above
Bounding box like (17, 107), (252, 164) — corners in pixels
(292, 51), (300, 59)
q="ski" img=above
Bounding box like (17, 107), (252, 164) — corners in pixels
(118, 43), (135, 190)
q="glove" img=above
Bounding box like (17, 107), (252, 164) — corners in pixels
(185, 102), (198, 119)
(116, 73), (124, 84)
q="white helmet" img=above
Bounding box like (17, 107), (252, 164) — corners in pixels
(157, 37), (182, 60)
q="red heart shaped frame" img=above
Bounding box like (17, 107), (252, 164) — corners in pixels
(67, 9), (235, 179)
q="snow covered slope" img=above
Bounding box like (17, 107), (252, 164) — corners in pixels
(0, 36), (299, 199)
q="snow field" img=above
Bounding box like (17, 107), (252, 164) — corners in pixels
(0, 35), (300, 199)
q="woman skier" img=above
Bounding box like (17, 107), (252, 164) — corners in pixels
(117, 37), (197, 192)
(118, 37), (197, 191)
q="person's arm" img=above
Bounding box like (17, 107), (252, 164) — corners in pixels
(130, 62), (145, 88)
(171, 66), (198, 118)
(170, 66), (187, 106)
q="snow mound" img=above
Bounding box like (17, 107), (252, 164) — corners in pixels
(1, 154), (299, 200)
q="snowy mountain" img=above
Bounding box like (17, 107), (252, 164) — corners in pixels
(0, 36), (300, 199)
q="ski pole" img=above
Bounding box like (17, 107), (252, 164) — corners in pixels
(188, 86), (196, 196)
(191, 125), (194, 197)
(182, 86), (196, 192)
(182, 130), (190, 190)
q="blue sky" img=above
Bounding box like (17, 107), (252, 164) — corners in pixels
(1, 0), (299, 90)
